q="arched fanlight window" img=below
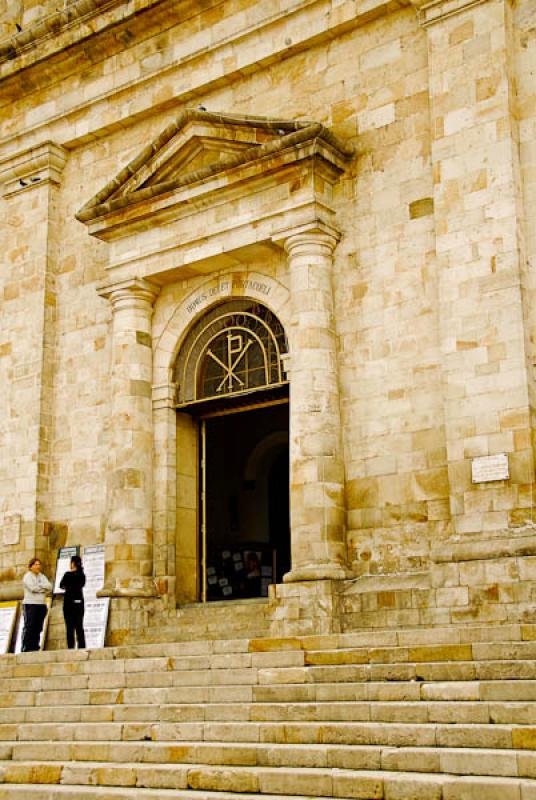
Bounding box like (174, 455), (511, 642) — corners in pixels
(175, 299), (288, 407)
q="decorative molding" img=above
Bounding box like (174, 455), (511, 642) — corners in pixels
(0, 141), (67, 197)
(0, 0), (125, 64)
(97, 276), (161, 305)
(76, 109), (353, 226)
(152, 382), (178, 411)
(432, 530), (536, 562)
(409, 0), (492, 27)
(272, 220), (342, 253)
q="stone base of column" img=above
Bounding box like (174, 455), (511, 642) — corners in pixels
(268, 579), (344, 636)
(105, 594), (165, 647)
(97, 576), (159, 599)
(283, 562), (353, 582)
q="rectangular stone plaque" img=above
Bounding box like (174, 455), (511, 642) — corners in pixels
(471, 453), (509, 483)
(2, 514), (20, 546)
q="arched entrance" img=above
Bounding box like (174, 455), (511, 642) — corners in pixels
(174, 298), (290, 603)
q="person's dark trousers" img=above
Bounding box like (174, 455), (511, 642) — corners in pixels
(22, 604), (47, 652)
(63, 601), (86, 649)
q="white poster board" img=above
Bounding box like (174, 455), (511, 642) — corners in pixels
(80, 544), (109, 649)
(82, 544), (105, 599)
(0, 601), (18, 654)
(84, 598), (110, 649)
(53, 546), (80, 594)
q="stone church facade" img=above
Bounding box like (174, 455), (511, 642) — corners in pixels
(0, 0), (535, 645)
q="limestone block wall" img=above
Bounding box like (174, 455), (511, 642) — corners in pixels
(516, 1), (536, 425)
(0, 0), (535, 637)
(0, 171), (63, 587)
(331, 12), (444, 576)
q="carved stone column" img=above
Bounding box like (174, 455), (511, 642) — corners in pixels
(276, 222), (350, 582)
(98, 277), (160, 596)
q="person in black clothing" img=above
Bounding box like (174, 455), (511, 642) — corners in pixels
(60, 555), (86, 649)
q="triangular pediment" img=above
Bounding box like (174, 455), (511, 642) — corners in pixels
(76, 109), (354, 226)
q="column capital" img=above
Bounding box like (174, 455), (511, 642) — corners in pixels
(408, 0), (492, 28)
(0, 141), (67, 198)
(272, 221), (341, 256)
(97, 277), (161, 310)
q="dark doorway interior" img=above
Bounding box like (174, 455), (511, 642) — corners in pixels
(202, 402), (290, 601)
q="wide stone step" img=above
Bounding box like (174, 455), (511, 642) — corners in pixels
(3, 660), (536, 697)
(0, 761), (435, 795)
(5, 621), (536, 670)
(1, 719), (536, 748)
(4, 677), (536, 714)
(1, 699), (536, 726)
(1, 757), (536, 792)
(7, 646), (536, 684)
(4, 740), (536, 777)
(0, 772), (535, 800)
(8, 639), (536, 678)
(4, 677), (536, 713)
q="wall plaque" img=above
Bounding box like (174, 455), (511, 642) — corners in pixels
(3, 514), (21, 546)
(471, 453), (509, 483)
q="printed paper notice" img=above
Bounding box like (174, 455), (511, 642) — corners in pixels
(84, 598), (110, 649)
(0, 601), (18, 654)
(53, 546), (80, 594)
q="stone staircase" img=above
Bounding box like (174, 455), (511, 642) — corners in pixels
(1, 623), (536, 798)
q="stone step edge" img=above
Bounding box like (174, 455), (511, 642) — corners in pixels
(1, 749), (536, 779)
(8, 645), (536, 682)
(4, 679), (536, 706)
(5, 656), (536, 683)
(0, 771), (533, 798)
(4, 697), (536, 711)
(3, 702), (536, 726)
(2, 719), (536, 742)
(4, 677), (536, 705)
(3, 742), (535, 758)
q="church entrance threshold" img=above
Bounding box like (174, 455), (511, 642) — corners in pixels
(200, 399), (290, 603)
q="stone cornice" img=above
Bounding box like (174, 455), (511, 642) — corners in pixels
(409, 0), (491, 26)
(0, 140), (67, 197)
(0, 0), (145, 67)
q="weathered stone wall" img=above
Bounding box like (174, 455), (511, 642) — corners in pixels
(516, 0), (536, 423)
(0, 0), (535, 640)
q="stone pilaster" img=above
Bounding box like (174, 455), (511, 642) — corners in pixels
(275, 222), (350, 582)
(98, 277), (160, 597)
(413, 0), (533, 540)
(152, 382), (178, 603)
(0, 142), (66, 589)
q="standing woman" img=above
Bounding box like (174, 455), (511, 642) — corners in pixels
(22, 558), (52, 652)
(60, 555), (86, 649)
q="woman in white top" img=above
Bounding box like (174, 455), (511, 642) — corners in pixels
(22, 558), (52, 652)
